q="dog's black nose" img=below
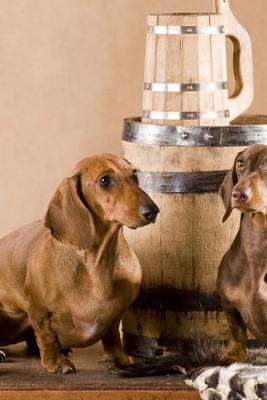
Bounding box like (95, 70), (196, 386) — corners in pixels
(232, 190), (249, 204)
(140, 204), (159, 221)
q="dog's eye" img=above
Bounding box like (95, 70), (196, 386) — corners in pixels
(132, 169), (139, 183)
(99, 175), (111, 187)
(237, 159), (245, 168)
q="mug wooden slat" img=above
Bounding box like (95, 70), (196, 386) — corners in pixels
(210, 14), (229, 126)
(142, 15), (158, 124)
(151, 15), (169, 125)
(197, 15), (214, 126)
(165, 15), (182, 126)
(181, 15), (199, 127)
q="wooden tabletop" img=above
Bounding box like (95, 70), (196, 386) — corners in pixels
(0, 343), (200, 399)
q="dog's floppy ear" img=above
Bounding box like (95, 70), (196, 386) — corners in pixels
(219, 151), (243, 223)
(44, 174), (95, 249)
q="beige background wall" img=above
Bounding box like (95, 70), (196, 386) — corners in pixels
(0, 0), (266, 236)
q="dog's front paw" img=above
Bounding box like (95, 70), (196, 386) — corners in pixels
(102, 351), (133, 369)
(43, 355), (76, 374)
(220, 351), (246, 365)
(115, 352), (134, 369)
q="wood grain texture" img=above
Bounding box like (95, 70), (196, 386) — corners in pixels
(152, 15), (169, 125)
(166, 15), (182, 126)
(122, 142), (246, 172)
(0, 391), (200, 400)
(142, 15), (158, 123)
(197, 15), (213, 126)
(122, 193), (240, 342)
(181, 15), (198, 127)
(0, 343), (196, 393)
(122, 136), (245, 348)
(210, 14), (228, 126)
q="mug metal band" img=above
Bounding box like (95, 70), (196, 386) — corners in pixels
(144, 81), (228, 93)
(138, 170), (228, 194)
(147, 25), (225, 35)
(142, 110), (230, 120)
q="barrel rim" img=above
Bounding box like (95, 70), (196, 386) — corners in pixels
(122, 115), (267, 147)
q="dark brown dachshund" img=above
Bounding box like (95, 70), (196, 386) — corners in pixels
(218, 144), (267, 363)
(0, 154), (159, 373)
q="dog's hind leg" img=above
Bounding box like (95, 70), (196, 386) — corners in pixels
(220, 298), (247, 364)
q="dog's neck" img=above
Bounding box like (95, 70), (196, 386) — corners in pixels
(85, 217), (121, 265)
(238, 213), (267, 280)
(239, 213), (267, 266)
(72, 219), (124, 298)
(241, 212), (267, 234)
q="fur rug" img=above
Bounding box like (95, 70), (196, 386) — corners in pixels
(121, 339), (267, 400)
(186, 363), (267, 400)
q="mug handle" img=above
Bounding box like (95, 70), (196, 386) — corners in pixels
(215, 0), (254, 120)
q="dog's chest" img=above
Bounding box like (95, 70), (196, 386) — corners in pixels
(51, 299), (120, 348)
(225, 267), (267, 337)
(50, 263), (133, 348)
(48, 243), (141, 347)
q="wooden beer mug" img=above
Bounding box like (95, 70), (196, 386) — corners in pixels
(142, 0), (254, 126)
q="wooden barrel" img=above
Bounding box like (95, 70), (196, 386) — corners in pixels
(121, 115), (267, 357)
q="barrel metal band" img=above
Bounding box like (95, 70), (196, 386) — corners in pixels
(144, 81), (228, 93)
(143, 110), (230, 120)
(122, 117), (267, 147)
(147, 25), (225, 35)
(138, 170), (228, 194)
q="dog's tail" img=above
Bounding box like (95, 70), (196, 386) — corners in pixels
(121, 354), (192, 377)
(122, 338), (225, 377)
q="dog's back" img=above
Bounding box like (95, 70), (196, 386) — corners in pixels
(0, 221), (45, 310)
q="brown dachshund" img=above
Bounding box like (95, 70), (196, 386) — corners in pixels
(0, 154), (159, 373)
(217, 144), (267, 364)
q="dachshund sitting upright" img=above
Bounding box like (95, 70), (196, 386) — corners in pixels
(218, 144), (267, 363)
(0, 154), (159, 373)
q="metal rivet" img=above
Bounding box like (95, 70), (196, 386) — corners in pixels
(187, 85), (194, 91)
(145, 112), (150, 118)
(181, 132), (189, 139)
(205, 134), (214, 140)
(145, 83), (151, 90)
(226, 111), (230, 117)
(187, 113), (194, 119)
(186, 27), (192, 33)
